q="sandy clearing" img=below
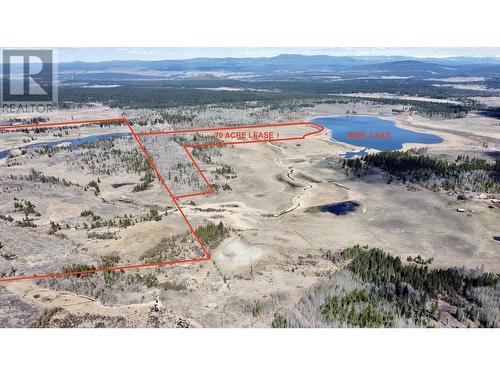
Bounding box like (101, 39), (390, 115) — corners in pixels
(213, 236), (264, 275)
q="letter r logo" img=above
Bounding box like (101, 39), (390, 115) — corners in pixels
(1, 49), (57, 104)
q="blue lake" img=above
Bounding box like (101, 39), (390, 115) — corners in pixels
(312, 115), (442, 155)
(0, 132), (130, 159)
(320, 201), (360, 215)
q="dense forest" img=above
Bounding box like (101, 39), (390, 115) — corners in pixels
(273, 245), (499, 328)
(342, 150), (500, 193)
(57, 77), (488, 118)
(59, 83), (318, 109)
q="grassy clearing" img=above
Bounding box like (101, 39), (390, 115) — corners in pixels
(275, 174), (302, 189)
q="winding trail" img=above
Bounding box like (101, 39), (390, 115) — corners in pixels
(265, 161), (315, 218)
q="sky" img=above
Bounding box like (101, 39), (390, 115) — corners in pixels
(55, 47), (500, 62)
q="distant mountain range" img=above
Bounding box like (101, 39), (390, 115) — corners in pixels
(55, 54), (500, 81)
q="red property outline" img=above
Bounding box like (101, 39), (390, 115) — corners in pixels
(0, 118), (324, 282)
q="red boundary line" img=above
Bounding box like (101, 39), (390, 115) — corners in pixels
(141, 122), (325, 200)
(0, 118), (324, 282)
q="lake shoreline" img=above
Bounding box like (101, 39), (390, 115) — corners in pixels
(311, 115), (443, 157)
